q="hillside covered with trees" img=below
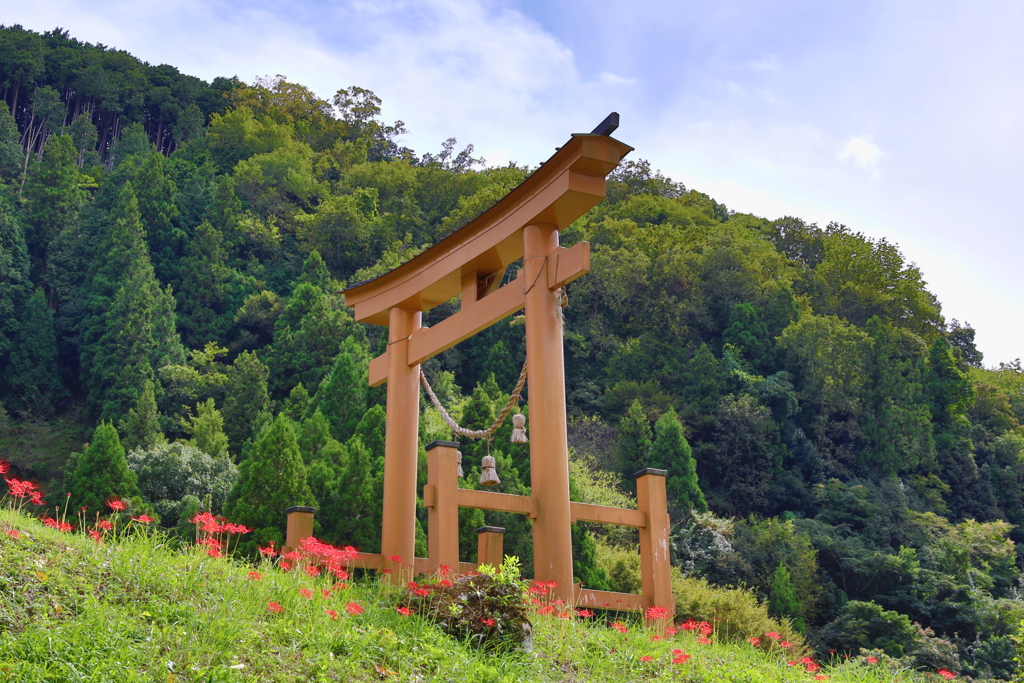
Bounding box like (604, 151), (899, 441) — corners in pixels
(2, 24), (1024, 679)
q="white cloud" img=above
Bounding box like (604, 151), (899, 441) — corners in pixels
(839, 135), (885, 177)
(598, 71), (638, 86)
(742, 54), (779, 73)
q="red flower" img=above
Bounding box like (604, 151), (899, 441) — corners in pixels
(639, 656), (653, 663)
(765, 631), (781, 640)
(43, 517), (59, 529)
(438, 579), (453, 588)
(576, 609), (594, 618)
(438, 564), (451, 577)
(815, 676), (829, 680)
(780, 641), (793, 648)
(396, 606), (413, 616)
(6, 529), (19, 539)
(481, 618), (495, 626)
(106, 497), (127, 512)
(190, 511), (216, 525)
(389, 554), (402, 564)
(258, 544), (277, 557)
(651, 635), (662, 642)
(279, 561), (292, 572)
(645, 605), (670, 620)
(866, 657), (878, 664)
(671, 649), (690, 664)
(299, 588), (312, 599)
(748, 637), (761, 646)
(131, 515), (153, 524)
(326, 609), (339, 620)
(697, 636), (711, 645)
(97, 520), (113, 531)
(665, 626), (678, 636)
(0, 459), (9, 473)
(224, 523), (252, 534)
(248, 571), (262, 581)
(88, 529), (102, 543)
(345, 602), (363, 616)
(610, 621), (628, 634)
(29, 490), (45, 505)
(304, 565), (321, 577)
(414, 588), (430, 597)
(936, 669), (956, 680)
(267, 601), (283, 613)
(321, 589), (331, 599)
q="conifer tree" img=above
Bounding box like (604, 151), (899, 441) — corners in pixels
(321, 435), (383, 551)
(310, 337), (368, 442)
(0, 102), (21, 181)
(186, 398), (230, 458)
(283, 382), (311, 422)
(21, 134), (85, 267)
(67, 422), (141, 514)
(0, 187), (30, 381)
(768, 563), (805, 633)
(297, 410), (332, 464)
(649, 409), (707, 517)
(618, 399), (653, 479)
(118, 379), (165, 452)
(482, 339), (517, 390)
(223, 413), (315, 554)
(176, 220), (234, 347)
(133, 151), (181, 284)
(221, 350), (270, 455)
(723, 302), (775, 374)
(6, 288), (65, 413)
(296, 249), (333, 291)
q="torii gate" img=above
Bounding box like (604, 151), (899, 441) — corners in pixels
(343, 116), (673, 614)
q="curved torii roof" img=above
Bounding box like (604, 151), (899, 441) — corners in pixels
(344, 130), (632, 326)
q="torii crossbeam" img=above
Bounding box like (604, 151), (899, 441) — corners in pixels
(344, 120), (652, 603)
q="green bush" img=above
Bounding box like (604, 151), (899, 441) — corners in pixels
(127, 442), (238, 527)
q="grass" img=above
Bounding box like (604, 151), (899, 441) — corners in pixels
(0, 507), (962, 682)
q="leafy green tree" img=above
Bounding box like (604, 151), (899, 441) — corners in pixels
(175, 220), (236, 347)
(127, 442), (238, 527)
(185, 398), (230, 458)
(617, 399), (653, 479)
(723, 302), (775, 373)
(21, 134), (85, 267)
(0, 102), (22, 181)
(67, 422), (141, 514)
(221, 350), (270, 455)
(482, 340), (518, 391)
(309, 336), (368, 442)
(223, 413), (315, 554)
(6, 288), (66, 413)
(649, 409), (707, 517)
(118, 379), (165, 452)
(297, 409), (332, 464)
(283, 382), (311, 422)
(319, 435), (383, 551)
(134, 151), (182, 283)
(768, 563), (805, 633)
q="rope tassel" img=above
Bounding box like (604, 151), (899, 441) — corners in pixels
(510, 413), (528, 443)
(456, 450), (464, 478)
(479, 455), (500, 486)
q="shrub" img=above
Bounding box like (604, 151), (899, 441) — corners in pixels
(127, 442), (238, 527)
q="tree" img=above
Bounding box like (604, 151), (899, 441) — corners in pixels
(768, 563), (805, 633)
(127, 442), (238, 527)
(309, 336), (368, 442)
(67, 422), (141, 514)
(185, 398), (230, 458)
(617, 399), (653, 479)
(0, 102), (22, 181)
(223, 414), (315, 555)
(176, 220), (235, 347)
(6, 288), (65, 413)
(723, 302), (775, 373)
(649, 409), (707, 517)
(118, 379), (164, 452)
(21, 134), (85, 268)
(0, 189), (32, 394)
(221, 350), (270, 455)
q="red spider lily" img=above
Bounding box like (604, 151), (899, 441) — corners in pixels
(248, 571), (262, 581)
(639, 656), (653, 663)
(282, 550), (302, 562)
(326, 609), (339, 620)
(223, 523), (252, 534)
(665, 626), (678, 636)
(280, 561), (292, 572)
(699, 621), (713, 636)
(481, 617), (495, 626)
(97, 520), (113, 531)
(267, 601), (283, 613)
(787, 661), (799, 667)
(697, 636), (711, 645)
(304, 565), (321, 577)
(780, 641), (793, 648)
(801, 657), (815, 666)
(414, 587), (430, 597)
(536, 605), (556, 616)
(815, 676), (829, 681)
(29, 490), (45, 505)
(190, 511), (216, 525)
(748, 637), (761, 646)
(671, 649), (690, 664)
(131, 515), (153, 524)
(438, 564), (451, 578)
(88, 529), (102, 543)
(299, 588), (312, 599)
(0, 459), (9, 473)
(345, 602), (363, 616)
(333, 582), (347, 591)
(438, 579), (453, 588)
(5, 476), (40, 499)
(6, 529), (19, 539)
(106, 497), (127, 512)
(389, 554), (402, 563)
(765, 631), (781, 640)
(610, 621), (628, 634)
(321, 589), (331, 599)
(407, 581), (419, 590)
(576, 609), (594, 618)
(651, 635), (662, 642)
(332, 567), (350, 580)
(866, 657), (878, 664)
(806, 662), (821, 673)
(937, 669), (956, 680)
(43, 517), (59, 529)
(258, 544), (277, 557)
(645, 606), (670, 620)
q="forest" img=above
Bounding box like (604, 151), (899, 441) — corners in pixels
(2, 24), (1024, 680)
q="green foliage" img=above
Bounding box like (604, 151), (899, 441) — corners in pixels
(768, 563), (805, 633)
(223, 413), (315, 554)
(309, 336), (368, 442)
(649, 408), (707, 517)
(127, 441), (238, 527)
(5, 288), (65, 414)
(117, 379), (164, 452)
(617, 399), (653, 479)
(814, 600), (922, 660)
(184, 398), (230, 458)
(66, 422), (141, 514)
(21, 134), (85, 264)
(220, 350), (270, 455)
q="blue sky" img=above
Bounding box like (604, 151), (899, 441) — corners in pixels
(6, 0), (1022, 365)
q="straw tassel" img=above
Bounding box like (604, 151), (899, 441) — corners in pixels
(456, 450), (464, 478)
(479, 455), (500, 486)
(510, 413), (528, 443)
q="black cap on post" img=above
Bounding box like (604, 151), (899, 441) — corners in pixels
(591, 112), (619, 137)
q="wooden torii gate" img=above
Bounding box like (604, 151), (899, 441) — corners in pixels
(343, 116), (673, 615)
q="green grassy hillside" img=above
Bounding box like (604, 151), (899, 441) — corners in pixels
(0, 508), (962, 683)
